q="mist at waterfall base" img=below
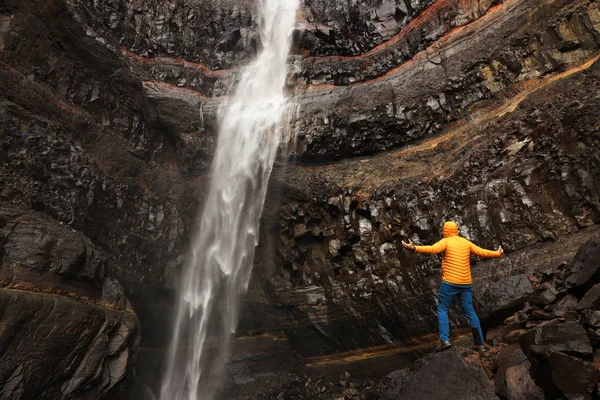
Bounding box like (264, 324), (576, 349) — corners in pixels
(159, 1), (299, 399)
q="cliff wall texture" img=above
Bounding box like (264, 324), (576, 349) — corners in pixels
(0, 0), (599, 398)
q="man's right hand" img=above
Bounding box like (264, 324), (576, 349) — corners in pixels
(402, 239), (415, 250)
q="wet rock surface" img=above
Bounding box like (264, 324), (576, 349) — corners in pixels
(291, 0), (600, 159)
(150, 0), (600, 163)
(229, 238), (600, 399)
(1, 0), (600, 398)
(256, 57), (600, 362)
(0, 208), (140, 400)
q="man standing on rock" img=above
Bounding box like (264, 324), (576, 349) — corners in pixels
(402, 221), (503, 352)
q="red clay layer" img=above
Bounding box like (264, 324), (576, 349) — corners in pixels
(121, 0), (499, 75)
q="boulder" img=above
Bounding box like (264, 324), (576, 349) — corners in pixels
(1, 208), (105, 282)
(502, 362), (546, 400)
(586, 328), (600, 348)
(494, 345), (527, 396)
(547, 352), (600, 400)
(377, 369), (410, 400)
(519, 321), (593, 358)
(518, 321), (599, 399)
(477, 275), (535, 323)
(494, 344), (545, 400)
(583, 310), (600, 328)
(530, 282), (559, 306)
(396, 349), (499, 400)
(554, 294), (580, 317)
(566, 240), (600, 295)
(577, 283), (600, 310)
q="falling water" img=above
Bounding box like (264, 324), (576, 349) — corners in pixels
(160, 1), (299, 399)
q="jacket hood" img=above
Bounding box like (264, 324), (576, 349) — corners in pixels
(443, 221), (459, 238)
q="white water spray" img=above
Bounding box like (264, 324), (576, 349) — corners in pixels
(160, 1), (299, 399)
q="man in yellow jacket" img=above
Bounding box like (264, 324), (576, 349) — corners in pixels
(402, 221), (503, 352)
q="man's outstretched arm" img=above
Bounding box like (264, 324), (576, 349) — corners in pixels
(470, 242), (504, 258)
(402, 239), (447, 254)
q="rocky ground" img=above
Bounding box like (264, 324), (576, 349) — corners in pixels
(226, 239), (600, 399)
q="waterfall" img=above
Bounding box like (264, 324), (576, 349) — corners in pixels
(160, 1), (299, 399)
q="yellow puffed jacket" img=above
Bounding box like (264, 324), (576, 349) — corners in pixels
(415, 221), (501, 285)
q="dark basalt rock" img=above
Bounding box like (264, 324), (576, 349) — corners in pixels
(396, 348), (499, 400)
(297, 0), (500, 86)
(476, 275), (535, 324)
(500, 363), (545, 400)
(519, 321), (593, 358)
(0, 290), (139, 400)
(290, 0), (600, 159)
(494, 345), (544, 400)
(583, 310), (600, 328)
(78, 0), (258, 70)
(517, 320), (599, 399)
(530, 351), (600, 400)
(494, 345), (527, 395)
(300, 0), (439, 57)
(567, 240), (600, 296)
(2, 208), (107, 282)
(259, 55), (600, 362)
(376, 369), (410, 400)
(2, 0), (600, 397)
(577, 283), (600, 311)
(0, 208), (140, 400)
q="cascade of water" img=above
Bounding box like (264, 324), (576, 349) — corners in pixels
(160, 1), (299, 399)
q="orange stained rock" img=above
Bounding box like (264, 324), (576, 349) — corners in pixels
(414, 221), (502, 285)
(335, 51), (600, 197)
(0, 280), (135, 313)
(304, 330), (471, 367)
(118, 0), (507, 97)
(302, 0), (510, 92)
(120, 46), (236, 77)
(307, 0), (501, 61)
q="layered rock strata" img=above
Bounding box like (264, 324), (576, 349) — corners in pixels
(223, 239), (600, 399)
(0, 0), (192, 397)
(0, 208), (140, 399)
(1, 0), (600, 398)
(255, 50), (600, 365)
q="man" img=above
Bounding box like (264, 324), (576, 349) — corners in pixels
(402, 221), (503, 352)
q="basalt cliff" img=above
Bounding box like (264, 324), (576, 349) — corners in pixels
(1, 0), (600, 399)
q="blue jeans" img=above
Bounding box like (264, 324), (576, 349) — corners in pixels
(438, 282), (484, 345)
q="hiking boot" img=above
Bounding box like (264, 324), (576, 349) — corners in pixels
(472, 344), (486, 353)
(435, 341), (452, 352)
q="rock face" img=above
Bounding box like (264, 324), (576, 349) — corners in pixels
(476, 275), (535, 323)
(79, 0), (257, 69)
(257, 57), (600, 364)
(0, 208), (140, 399)
(395, 348), (499, 400)
(1, 0), (600, 398)
(243, 239), (600, 399)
